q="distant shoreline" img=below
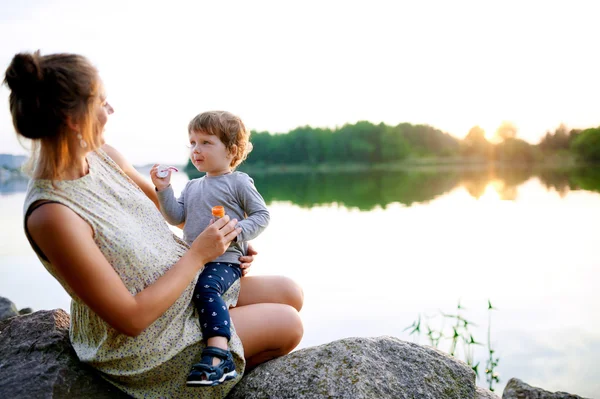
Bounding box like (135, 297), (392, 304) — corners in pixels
(2, 158), (595, 180)
(193, 158), (591, 176)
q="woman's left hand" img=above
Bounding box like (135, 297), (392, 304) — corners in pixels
(239, 244), (257, 276)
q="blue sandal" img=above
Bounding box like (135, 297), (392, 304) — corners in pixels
(186, 346), (237, 387)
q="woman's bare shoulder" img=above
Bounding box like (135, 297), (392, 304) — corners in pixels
(101, 144), (129, 169)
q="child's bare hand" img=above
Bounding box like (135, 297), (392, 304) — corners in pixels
(150, 164), (171, 191)
(239, 244), (257, 276)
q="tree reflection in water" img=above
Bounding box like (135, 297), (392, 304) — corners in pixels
(192, 166), (600, 210)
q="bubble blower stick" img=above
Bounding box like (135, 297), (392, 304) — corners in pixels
(156, 165), (179, 178)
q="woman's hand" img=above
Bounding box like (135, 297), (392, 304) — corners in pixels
(239, 243), (257, 276)
(190, 215), (241, 265)
(150, 164), (171, 192)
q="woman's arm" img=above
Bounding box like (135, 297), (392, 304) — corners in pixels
(102, 144), (159, 209)
(27, 203), (240, 337)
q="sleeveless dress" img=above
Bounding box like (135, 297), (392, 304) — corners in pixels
(23, 149), (245, 399)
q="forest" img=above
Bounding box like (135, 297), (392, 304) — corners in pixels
(186, 121), (600, 175)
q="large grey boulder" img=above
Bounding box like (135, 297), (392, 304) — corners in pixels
(0, 296), (33, 321)
(477, 386), (501, 399)
(0, 307), (550, 399)
(502, 378), (590, 399)
(0, 296), (19, 321)
(228, 335), (479, 399)
(0, 309), (131, 399)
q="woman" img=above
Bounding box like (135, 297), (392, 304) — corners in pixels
(4, 51), (303, 399)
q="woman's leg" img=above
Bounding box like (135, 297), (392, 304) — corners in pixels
(236, 275), (304, 311)
(231, 275), (304, 369)
(230, 303), (303, 370)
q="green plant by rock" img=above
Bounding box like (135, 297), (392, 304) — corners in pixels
(404, 299), (500, 391)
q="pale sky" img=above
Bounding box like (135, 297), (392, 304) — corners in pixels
(1, 0), (599, 165)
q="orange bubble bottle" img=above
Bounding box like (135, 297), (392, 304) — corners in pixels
(212, 206), (225, 222)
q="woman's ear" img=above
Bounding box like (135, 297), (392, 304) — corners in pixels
(66, 115), (79, 132)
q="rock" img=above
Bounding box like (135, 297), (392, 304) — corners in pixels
(228, 336), (477, 399)
(477, 386), (501, 399)
(0, 296), (19, 321)
(2, 308), (584, 399)
(502, 378), (590, 399)
(0, 309), (131, 399)
(18, 307), (33, 315)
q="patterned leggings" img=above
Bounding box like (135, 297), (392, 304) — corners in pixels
(192, 262), (242, 341)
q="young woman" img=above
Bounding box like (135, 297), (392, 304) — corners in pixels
(4, 51), (303, 399)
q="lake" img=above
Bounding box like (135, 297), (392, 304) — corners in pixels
(1, 166), (599, 397)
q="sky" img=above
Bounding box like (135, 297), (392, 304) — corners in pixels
(1, 0), (599, 165)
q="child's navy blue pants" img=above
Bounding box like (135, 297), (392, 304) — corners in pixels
(192, 261), (242, 341)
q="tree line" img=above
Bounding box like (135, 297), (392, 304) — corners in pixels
(186, 120), (600, 173)
(246, 122), (461, 167)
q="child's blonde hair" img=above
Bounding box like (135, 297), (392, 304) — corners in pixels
(188, 110), (252, 169)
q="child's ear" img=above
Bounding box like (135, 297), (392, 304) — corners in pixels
(228, 144), (238, 158)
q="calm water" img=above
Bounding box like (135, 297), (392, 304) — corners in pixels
(1, 167), (599, 397)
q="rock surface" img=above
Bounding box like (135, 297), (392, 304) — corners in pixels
(0, 309), (131, 399)
(18, 307), (33, 315)
(228, 336), (477, 399)
(502, 378), (591, 399)
(0, 296), (34, 321)
(477, 386), (501, 399)
(1, 307), (588, 399)
(0, 296), (19, 321)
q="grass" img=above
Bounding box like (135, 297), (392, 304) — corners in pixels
(403, 299), (500, 391)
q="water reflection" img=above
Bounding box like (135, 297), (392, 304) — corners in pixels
(242, 166), (600, 209)
(2, 166), (599, 396)
(5, 167), (600, 207)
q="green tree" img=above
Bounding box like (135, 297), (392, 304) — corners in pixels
(381, 125), (410, 162)
(539, 124), (571, 152)
(336, 121), (383, 163)
(571, 127), (600, 163)
(396, 123), (460, 156)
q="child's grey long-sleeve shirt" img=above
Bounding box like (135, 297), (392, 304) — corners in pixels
(156, 171), (270, 265)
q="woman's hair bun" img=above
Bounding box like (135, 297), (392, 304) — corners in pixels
(4, 51), (43, 95)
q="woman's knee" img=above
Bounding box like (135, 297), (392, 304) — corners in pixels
(279, 277), (304, 312)
(278, 304), (304, 352)
(232, 303), (303, 360)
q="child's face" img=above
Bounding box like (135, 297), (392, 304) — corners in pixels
(188, 130), (233, 176)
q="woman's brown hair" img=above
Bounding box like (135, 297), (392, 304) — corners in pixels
(3, 51), (102, 180)
(188, 111), (253, 169)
